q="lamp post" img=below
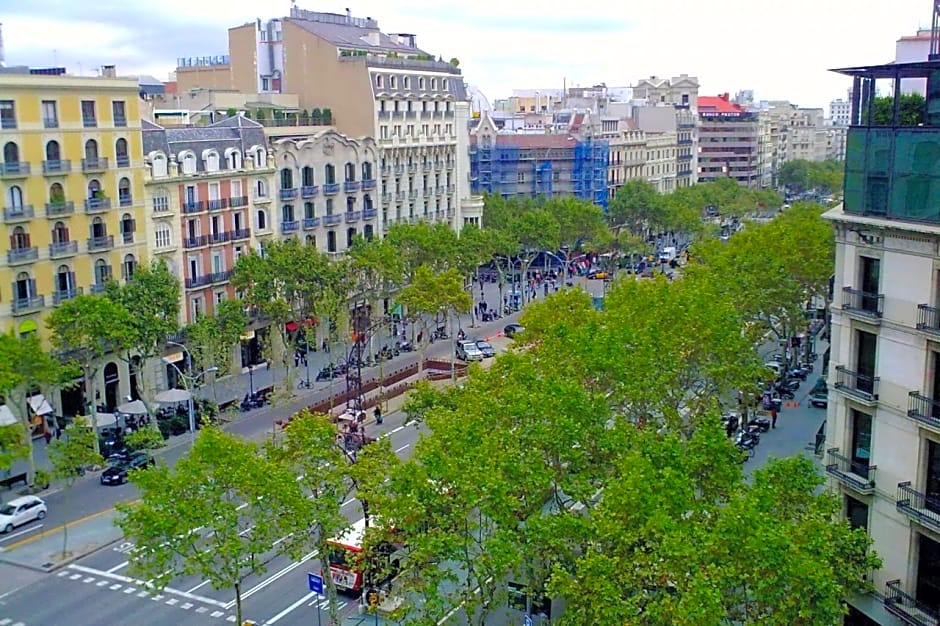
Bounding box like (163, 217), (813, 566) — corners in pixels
(165, 341), (218, 444)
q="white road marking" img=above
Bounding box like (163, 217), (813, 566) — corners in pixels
(390, 426), (405, 435)
(0, 618), (12, 625)
(405, 420), (418, 427)
(265, 590), (319, 624)
(0, 524), (43, 543)
(69, 574), (82, 580)
(106, 561), (128, 573)
(225, 549), (318, 609)
(166, 598), (179, 606)
(67, 564), (228, 609)
(395, 444), (411, 453)
(56, 571), (68, 577)
(186, 580), (211, 593)
(110, 584), (122, 591)
(122, 587), (136, 594)
(11, 622), (24, 626)
(181, 602), (193, 609)
(196, 607), (209, 614)
(341, 499), (356, 507)
(137, 591), (149, 598)
(227, 616), (237, 622)
(151, 594), (164, 601)
(96, 581), (109, 587)
(211, 610), (224, 618)
(82, 577), (95, 583)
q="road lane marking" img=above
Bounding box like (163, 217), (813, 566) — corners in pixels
(69, 574), (82, 580)
(390, 426), (405, 435)
(211, 611), (224, 618)
(0, 618), (11, 625)
(341, 498), (356, 507)
(106, 561), (128, 573)
(67, 564), (228, 609)
(186, 580), (211, 593)
(266, 590), (319, 623)
(395, 444), (411, 453)
(0, 524), (43, 544)
(82, 577), (95, 583)
(123, 587), (136, 594)
(226, 549), (318, 609)
(166, 598), (179, 605)
(181, 602), (193, 609)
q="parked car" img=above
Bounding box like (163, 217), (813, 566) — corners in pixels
(475, 339), (495, 358)
(587, 269), (608, 280)
(100, 452), (155, 486)
(0, 496), (47, 533)
(455, 340), (484, 362)
(503, 323), (525, 338)
(809, 377), (829, 408)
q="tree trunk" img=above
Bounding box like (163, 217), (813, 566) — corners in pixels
(234, 581), (243, 625)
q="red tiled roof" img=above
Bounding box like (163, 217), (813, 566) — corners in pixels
(494, 134), (578, 149)
(698, 94), (745, 114)
(570, 113), (585, 130)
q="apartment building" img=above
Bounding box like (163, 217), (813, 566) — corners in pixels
(606, 120), (647, 197)
(823, 56), (940, 626)
(697, 94), (765, 188)
(175, 7), (481, 232)
(643, 132), (678, 194)
(632, 76), (700, 188)
(268, 128), (380, 252)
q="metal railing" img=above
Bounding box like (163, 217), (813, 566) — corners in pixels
(182, 200), (205, 214)
(361, 179), (376, 190)
(281, 220), (300, 233)
(0, 162), (30, 177)
(897, 482), (940, 533)
(183, 235), (207, 249)
(3, 205), (34, 221)
(908, 391), (940, 429)
(43, 160), (71, 174)
(345, 211), (361, 223)
(53, 287), (83, 305)
(301, 186), (319, 198)
(917, 304), (940, 334)
(11, 295), (45, 313)
(185, 275), (213, 289)
(323, 214), (341, 226)
(84, 197), (111, 212)
(279, 188), (298, 200)
(842, 286), (884, 318)
(208, 231), (231, 245)
(49, 241), (78, 257)
(884, 579), (940, 626)
(210, 270), (233, 283)
(303, 217), (321, 229)
(833, 365), (879, 402)
(344, 181), (361, 192)
(116, 155), (130, 168)
(87, 235), (114, 251)
(81, 157), (109, 171)
(323, 183), (340, 195)
(82, 116), (97, 128)
(230, 196), (248, 208)
(232, 228), (251, 241)
(363, 208), (378, 219)
(824, 448), (875, 492)
(208, 198), (227, 211)
(7, 247), (38, 264)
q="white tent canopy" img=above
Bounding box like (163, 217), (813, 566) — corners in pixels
(0, 404), (17, 427)
(116, 399), (148, 415)
(28, 395), (53, 416)
(155, 389), (191, 403)
(92, 413), (118, 429)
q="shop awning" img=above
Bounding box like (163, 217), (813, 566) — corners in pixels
(0, 404), (17, 427)
(28, 394), (54, 416)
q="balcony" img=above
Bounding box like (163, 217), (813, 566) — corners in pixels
(231, 228), (251, 241)
(84, 198), (112, 212)
(344, 181), (361, 192)
(211, 270), (233, 284)
(301, 185), (319, 198)
(395, 191), (406, 201)
(281, 220), (300, 233)
(3, 205), (34, 222)
(7, 247), (38, 265)
(11, 295), (45, 315)
(323, 214), (342, 226)
(361, 178), (376, 190)
(677, 138), (693, 146)
(53, 287), (83, 305)
(407, 164), (418, 174)
(896, 482), (940, 535)
(81, 157), (109, 172)
(381, 166), (391, 177)
(842, 287), (883, 321)
(253, 194), (272, 204)
(43, 160), (71, 174)
(208, 231), (231, 245)
(0, 162), (30, 178)
(182, 200), (205, 214)
(45, 201), (75, 217)
(824, 448), (876, 494)
(89, 282), (109, 295)
(230, 195), (248, 208)
(43, 117), (59, 129)
(114, 116), (127, 128)
(208, 199), (227, 211)
(345, 211), (361, 223)
(87, 235), (114, 251)
(908, 391), (940, 430)
(303, 217), (321, 229)
(185, 275), (213, 289)
(49, 241), (78, 258)
(363, 208), (378, 220)
(382, 193), (392, 203)
(116, 155), (130, 168)
(394, 165), (405, 175)
(423, 188), (433, 198)
(183, 235), (208, 249)
(279, 188), (298, 200)
(917, 304), (940, 338)
(884, 580), (940, 626)
(82, 116), (97, 128)
(832, 365), (879, 403)
(323, 183), (340, 195)
(119, 194), (133, 208)
(408, 190), (418, 200)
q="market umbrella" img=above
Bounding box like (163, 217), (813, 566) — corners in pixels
(155, 388), (191, 403)
(116, 399), (148, 415)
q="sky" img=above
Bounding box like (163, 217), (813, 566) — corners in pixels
(0, 0), (932, 110)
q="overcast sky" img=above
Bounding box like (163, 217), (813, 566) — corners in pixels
(1, 0), (931, 109)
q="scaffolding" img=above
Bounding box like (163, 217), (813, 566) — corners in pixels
(572, 137), (609, 209)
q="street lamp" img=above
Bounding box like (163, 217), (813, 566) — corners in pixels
(164, 340), (218, 443)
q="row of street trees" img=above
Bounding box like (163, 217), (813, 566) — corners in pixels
(776, 159), (844, 195)
(117, 198), (866, 624)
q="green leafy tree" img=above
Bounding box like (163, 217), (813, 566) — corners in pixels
(386, 222), (459, 279)
(0, 332), (67, 479)
(124, 426), (165, 451)
(46, 295), (134, 453)
(116, 426), (311, 625)
(185, 299), (248, 376)
(873, 92), (926, 126)
(396, 266), (472, 373)
(105, 260), (181, 412)
(543, 196), (607, 275)
(47, 416), (103, 558)
(778, 159), (844, 194)
(608, 179), (665, 236)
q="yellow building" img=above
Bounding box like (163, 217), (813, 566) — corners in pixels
(0, 71), (149, 340)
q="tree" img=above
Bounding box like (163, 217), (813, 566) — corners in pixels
(47, 416), (103, 558)
(0, 332), (68, 480)
(105, 259), (181, 413)
(116, 426), (311, 626)
(543, 196), (607, 275)
(873, 92), (926, 126)
(778, 159), (843, 194)
(386, 222), (459, 279)
(185, 299), (248, 376)
(608, 179), (665, 236)
(396, 266), (472, 373)
(46, 295), (134, 453)
(449, 57), (460, 67)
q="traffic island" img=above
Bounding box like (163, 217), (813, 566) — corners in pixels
(0, 507), (122, 572)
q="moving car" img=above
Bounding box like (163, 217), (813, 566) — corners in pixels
(475, 339), (495, 358)
(455, 340), (484, 362)
(0, 496), (46, 533)
(587, 269), (608, 280)
(100, 451), (155, 486)
(809, 377), (829, 408)
(503, 323), (525, 339)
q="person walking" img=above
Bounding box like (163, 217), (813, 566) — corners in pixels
(374, 405), (383, 424)
(770, 406), (778, 429)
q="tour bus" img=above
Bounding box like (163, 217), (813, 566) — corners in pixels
(325, 518), (407, 594)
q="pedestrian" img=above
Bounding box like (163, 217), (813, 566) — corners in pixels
(374, 405), (383, 424)
(770, 406), (778, 429)
(43, 428), (52, 445)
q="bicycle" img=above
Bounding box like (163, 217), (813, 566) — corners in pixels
(297, 379), (315, 389)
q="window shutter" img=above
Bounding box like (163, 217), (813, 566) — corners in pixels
(28, 278), (36, 295)
(69, 271), (76, 288)
(8, 235), (15, 248)
(23, 233), (31, 247)
(63, 227), (70, 241)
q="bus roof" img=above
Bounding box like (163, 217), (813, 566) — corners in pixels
(326, 518), (367, 552)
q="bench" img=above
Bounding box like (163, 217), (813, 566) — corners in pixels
(0, 472), (28, 490)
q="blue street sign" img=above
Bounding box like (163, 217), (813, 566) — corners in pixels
(308, 572), (324, 594)
(523, 615), (533, 626)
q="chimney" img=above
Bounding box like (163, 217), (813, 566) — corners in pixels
(345, 7), (351, 22)
(102, 64), (117, 78)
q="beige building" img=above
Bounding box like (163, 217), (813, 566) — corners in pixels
(606, 121), (647, 197)
(174, 8), (481, 232)
(632, 75), (699, 189)
(644, 133), (678, 194)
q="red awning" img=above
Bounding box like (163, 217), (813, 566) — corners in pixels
(285, 321), (299, 332)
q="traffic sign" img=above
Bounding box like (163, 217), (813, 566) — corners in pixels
(307, 572), (324, 594)
(523, 615), (533, 626)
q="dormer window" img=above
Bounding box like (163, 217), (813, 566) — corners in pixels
(443, 79), (449, 91)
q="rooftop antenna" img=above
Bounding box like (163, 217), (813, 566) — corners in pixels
(931, 0), (940, 59)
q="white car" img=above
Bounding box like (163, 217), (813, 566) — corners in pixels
(0, 495), (47, 533)
(456, 340), (484, 362)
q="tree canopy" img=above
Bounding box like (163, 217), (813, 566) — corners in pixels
(777, 159), (844, 195)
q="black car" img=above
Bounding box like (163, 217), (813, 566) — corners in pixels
(503, 323), (525, 339)
(100, 452), (155, 486)
(475, 339), (495, 358)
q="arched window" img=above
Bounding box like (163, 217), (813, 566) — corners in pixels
(280, 168), (294, 189)
(90, 216), (106, 238)
(122, 254), (137, 281)
(49, 183), (65, 204)
(256, 209), (268, 230)
(154, 223), (171, 248)
(344, 162), (356, 182)
(94, 259), (111, 285)
(10, 226), (29, 249)
(151, 153), (168, 177)
(84, 139), (99, 160)
(3, 141), (19, 163)
(301, 166), (314, 187)
(45, 140), (61, 162)
(56, 264), (74, 293)
(326, 230), (336, 252)
(120, 213), (135, 243)
(118, 177), (132, 206)
(6, 185), (23, 208)
(250, 146), (266, 168)
(204, 150), (220, 172)
(87, 179), (102, 200)
(324, 164), (336, 185)
(14, 272), (33, 300)
(306, 234), (316, 249)
(346, 196), (355, 213)
(226, 149), (242, 170)
(180, 152), (197, 175)
(52, 221), (69, 244)
(115, 138), (129, 167)
(346, 227), (356, 247)
(281, 204), (294, 223)
(363, 194), (373, 211)
(364, 224), (374, 241)
(255, 179), (268, 198)
(361, 162), (373, 181)
(304, 201), (315, 219)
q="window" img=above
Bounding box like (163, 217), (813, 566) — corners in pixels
(3, 141), (19, 165)
(304, 201), (315, 219)
(42, 100), (58, 128)
(325, 198), (334, 215)
(306, 234), (316, 249)
(94, 259), (111, 285)
(226, 149), (242, 170)
(430, 78), (437, 90)
(418, 77), (425, 90)
(346, 196), (355, 213)
(390, 76), (397, 89)
(280, 168), (294, 189)
(10, 226), (30, 250)
(52, 221), (69, 244)
(916, 532), (940, 615)
(122, 254), (137, 281)
(81, 100), (96, 127)
(302, 166), (314, 187)
(155, 224), (171, 248)
(151, 193), (169, 212)
(845, 495), (868, 531)
(90, 216), (106, 238)
(191, 296), (204, 320)
(56, 265), (75, 293)
(518, 172), (525, 183)
(256, 209), (268, 230)
(855, 329), (877, 395)
(232, 212), (244, 232)
(0, 101), (15, 129)
(859, 256), (881, 313)
(45, 141), (61, 163)
(327, 230), (336, 252)
(84, 139), (99, 160)
(325, 164), (336, 185)
(362, 162), (373, 180)
(180, 152), (197, 175)
(403, 77), (411, 89)
(204, 150), (220, 172)
(112, 101), (126, 126)
(115, 138), (129, 167)
(344, 163), (356, 182)
(151, 153), (168, 177)
(375, 74), (383, 89)
(87, 179), (102, 200)
(14, 272), (34, 301)
(6, 185), (24, 209)
(443, 79), (449, 91)
(118, 177), (132, 206)
(281, 204), (295, 223)
(120, 213), (136, 243)
(849, 409), (872, 480)
(49, 183), (65, 205)
(255, 179), (268, 198)
(346, 227), (356, 247)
